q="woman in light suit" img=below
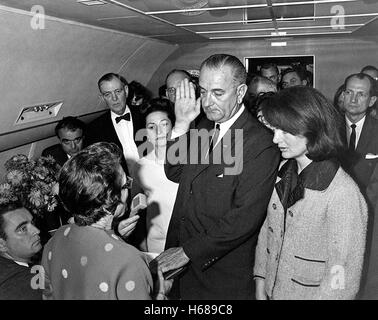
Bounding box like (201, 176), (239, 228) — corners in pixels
(254, 86), (368, 300)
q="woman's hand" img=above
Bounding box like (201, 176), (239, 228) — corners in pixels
(255, 278), (268, 300)
(154, 269), (173, 300)
(117, 214), (140, 238)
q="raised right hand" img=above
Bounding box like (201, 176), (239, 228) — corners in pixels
(174, 78), (201, 132)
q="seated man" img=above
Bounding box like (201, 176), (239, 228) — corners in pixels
(42, 116), (86, 166)
(0, 201), (43, 300)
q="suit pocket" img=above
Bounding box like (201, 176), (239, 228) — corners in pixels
(291, 255), (326, 287)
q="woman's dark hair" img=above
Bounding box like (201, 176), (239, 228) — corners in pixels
(333, 84), (345, 112)
(142, 98), (175, 127)
(259, 86), (344, 161)
(127, 80), (152, 107)
(58, 142), (123, 226)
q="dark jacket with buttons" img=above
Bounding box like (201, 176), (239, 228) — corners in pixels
(164, 109), (280, 299)
(254, 161), (367, 300)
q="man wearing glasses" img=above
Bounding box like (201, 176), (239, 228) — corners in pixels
(42, 116), (86, 166)
(165, 69), (193, 104)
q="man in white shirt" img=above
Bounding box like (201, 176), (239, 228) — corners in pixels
(340, 72), (378, 300)
(154, 54), (280, 299)
(0, 202), (42, 299)
(87, 73), (144, 177)
(340, 73), (378, 192)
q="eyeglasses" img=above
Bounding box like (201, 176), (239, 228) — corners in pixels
(344, 90), (369, 100)
(122, 176), (133, 190)
(101, 88), (125, 99)
(61, 136), (83, 145)
(166, 87), (176, 96)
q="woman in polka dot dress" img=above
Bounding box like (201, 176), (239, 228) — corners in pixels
(41, 142), (171, 299)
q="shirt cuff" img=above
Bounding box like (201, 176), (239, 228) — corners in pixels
(170, 127), (189, 139)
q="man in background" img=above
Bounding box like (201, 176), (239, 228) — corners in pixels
(165, 69), (193, 104)
(280, 66), (308, 89)
(260, 63), (280, 86)
(42, 116), (85, 166)
(339, 72), (378, 300)
(86, 73), (144, 177)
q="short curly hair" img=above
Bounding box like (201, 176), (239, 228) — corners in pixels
(58, 142), (124, 226)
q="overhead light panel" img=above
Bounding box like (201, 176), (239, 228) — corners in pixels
(77, 0), (107, 6)
(271, 42), (287, 47)
(271, 31), (287, 36)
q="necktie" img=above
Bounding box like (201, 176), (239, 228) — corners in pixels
(349, 123), (356, 152)
(209, 123), (220, 154)
(115, 113), (130, 124)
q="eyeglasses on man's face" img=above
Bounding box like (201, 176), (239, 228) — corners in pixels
(344, 89), (369, 100)
(122, 176), (133, 190)
(166, 87), (176, 96)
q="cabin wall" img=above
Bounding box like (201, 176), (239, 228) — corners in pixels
(149, 36), (378, 101)
(0, 6), (177, 181)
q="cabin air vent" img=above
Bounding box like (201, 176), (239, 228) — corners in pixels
(14, 101), (63, 125)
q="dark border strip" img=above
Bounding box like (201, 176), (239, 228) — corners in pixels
(0, 110), (106, 137)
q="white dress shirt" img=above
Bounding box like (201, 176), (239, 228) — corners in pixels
(111, 107), (140, 170)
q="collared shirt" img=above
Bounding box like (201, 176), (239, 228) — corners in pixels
(111, 107), (139, 164)
(171, 104), (245, 140)
(14, 261), (29, 267)
(213, 104), (245, 148)
(345, 115), (366, 149)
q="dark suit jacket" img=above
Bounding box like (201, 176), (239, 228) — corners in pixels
(41, 144), (68, 167)
(340, 114), (378, 194)
(86, 107), (144, 149)
(0, 256), (42, 300)
(340, 114), (378, 299)
(86, 107), (145, 175)
(164, 109), (280, 300)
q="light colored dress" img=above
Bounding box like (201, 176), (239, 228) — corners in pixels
(137, 151), (179, 253)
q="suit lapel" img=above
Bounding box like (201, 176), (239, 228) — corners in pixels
(191, 109), (249, 182)
(357, 115), (373, 154)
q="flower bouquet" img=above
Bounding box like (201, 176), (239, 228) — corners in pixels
(0, 154), (60, 218)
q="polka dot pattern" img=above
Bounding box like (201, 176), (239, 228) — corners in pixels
(125, 280), (135, 292)
(80, 256), (88, 266)
(99, 282), (109, 292)
(104, 243), (114, 252)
